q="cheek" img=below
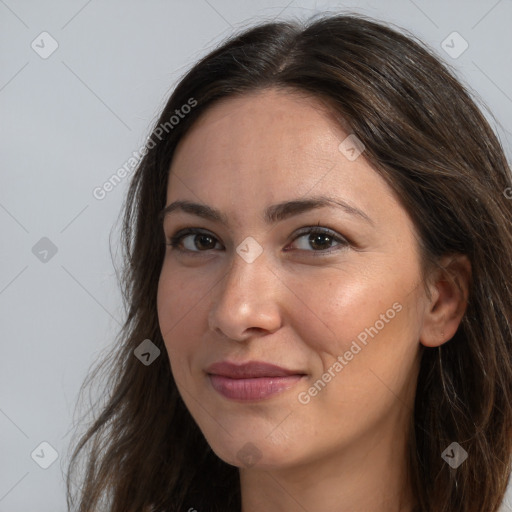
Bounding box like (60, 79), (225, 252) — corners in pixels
(157, 259), (207, 335)
(288, 281), (421, 445)
(282, 264), (409, 352)
(283, 260), (423, 398)
(156, 262), (206, 367)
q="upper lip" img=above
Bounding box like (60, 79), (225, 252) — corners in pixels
(206, 361), (305, 379)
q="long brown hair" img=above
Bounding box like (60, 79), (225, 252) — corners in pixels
(66, 13), (512, 512)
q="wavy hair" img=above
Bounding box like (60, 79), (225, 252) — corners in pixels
(66, 13), (512, 512)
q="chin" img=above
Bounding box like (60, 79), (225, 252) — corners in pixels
(204, 432), (300, 470)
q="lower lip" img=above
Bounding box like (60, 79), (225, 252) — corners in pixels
(208, 374), (304, 401)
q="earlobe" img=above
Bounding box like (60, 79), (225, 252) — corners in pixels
(419, 254), (471, 348)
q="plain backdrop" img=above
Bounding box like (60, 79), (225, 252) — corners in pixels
(1, 1), (511, 510)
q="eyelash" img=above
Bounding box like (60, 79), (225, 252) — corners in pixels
(165, 226), (350, 256)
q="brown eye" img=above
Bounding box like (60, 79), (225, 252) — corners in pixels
(290, 227), (348, 253)
(167, 229), (222, 253)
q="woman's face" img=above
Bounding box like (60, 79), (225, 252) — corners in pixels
(157, 88), (427, 469)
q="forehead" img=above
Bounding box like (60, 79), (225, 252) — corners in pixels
(165, 88), (402, 230)
(171, 89), (340, 175)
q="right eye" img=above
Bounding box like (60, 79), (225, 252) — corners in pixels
(166, 228), (223, 253)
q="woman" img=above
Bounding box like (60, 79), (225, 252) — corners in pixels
(66, 13), (512, 512)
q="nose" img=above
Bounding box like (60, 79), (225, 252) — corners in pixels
(208, 250), (283, 342)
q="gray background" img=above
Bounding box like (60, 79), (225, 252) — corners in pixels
(1, 1), (511, 510)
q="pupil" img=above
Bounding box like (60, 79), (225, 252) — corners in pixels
(311, 233), (331, 249)
(197, 235), (214, 249)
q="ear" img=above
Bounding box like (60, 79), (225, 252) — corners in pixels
(419, 254), (471, 348)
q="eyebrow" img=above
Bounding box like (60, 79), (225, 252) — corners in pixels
(158, 195), (374, 227)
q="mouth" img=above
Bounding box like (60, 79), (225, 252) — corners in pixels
(205, 360), (307, 401)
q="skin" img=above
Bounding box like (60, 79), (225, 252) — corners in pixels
(156, 88), (471, 512)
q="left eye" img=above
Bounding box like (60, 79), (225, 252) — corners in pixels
(289, 228), (348, 253)
(166, 227), (348, 254)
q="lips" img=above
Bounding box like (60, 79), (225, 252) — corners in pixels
(206, 361), (304, 378)
(205, 361), (306, 401)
